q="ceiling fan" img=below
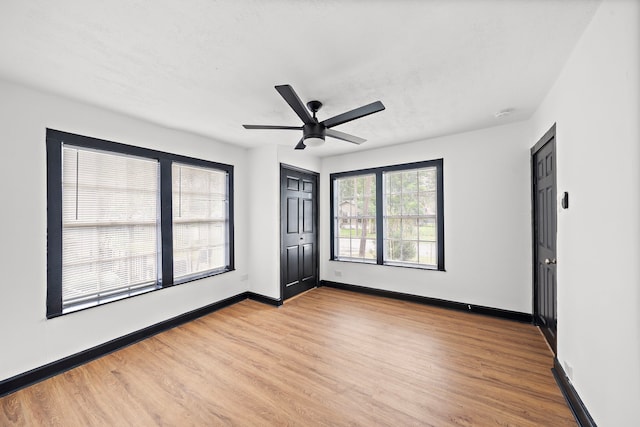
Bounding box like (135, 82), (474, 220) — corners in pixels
(243, 84), (385, 150)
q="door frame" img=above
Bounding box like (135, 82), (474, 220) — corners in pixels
(530, 123), (557, 353)
(280, 163), (320, 301)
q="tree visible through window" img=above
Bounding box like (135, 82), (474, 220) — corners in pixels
(334, 174), (376, 261)
(383, 167), (438, 266)
(331, 159), (444, 270)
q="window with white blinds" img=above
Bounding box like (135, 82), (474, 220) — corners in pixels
(46, 129), (234, 318)
(62, 146), (159, 310)
(172, 163), (228, 280)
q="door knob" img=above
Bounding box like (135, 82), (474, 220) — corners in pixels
(544, 258), (557, 265)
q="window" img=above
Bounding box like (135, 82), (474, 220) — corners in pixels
(172, 163), (229, 280)
(331, 159), (444, 270)
(47, 129), (234, 317)
(383, 167), (438, 267)
(333, 174), (377, 262)
(60, 147), (159, 309)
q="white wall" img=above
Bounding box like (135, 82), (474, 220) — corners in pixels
(321, 121), (533, 313)
(277, 145), (322, 177)
(0, 80), (250, 381)
(247, 144), (280, 298)
(529, 0), (640, 424)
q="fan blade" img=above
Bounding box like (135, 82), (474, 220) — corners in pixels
(325, 129), (366, 145)
(294, 138), (306, 150)
(321, 101), (385, 128)
(275, 85), (314, 125)
(243, 125), (302, 130)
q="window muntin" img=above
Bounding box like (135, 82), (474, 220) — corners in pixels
(61, 146), (160, 310)
(333, 174), (376, 262)
(172, 163), (229, 280)
(330, 159), (444, 271)
(383, 167), (438, 268)
(47, 129), (234, 318)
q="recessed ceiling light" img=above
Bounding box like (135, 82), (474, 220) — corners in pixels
(495, 108), (514, 118)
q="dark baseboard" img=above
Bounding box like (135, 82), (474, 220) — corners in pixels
(0, 292), (249, 398)
(319, 280), (532, 323)
(552, 358), (597, 427)
(247, 292), (283, 306)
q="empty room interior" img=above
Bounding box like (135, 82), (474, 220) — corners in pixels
(0, 0), (638, 425)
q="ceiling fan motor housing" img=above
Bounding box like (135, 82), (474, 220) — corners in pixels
(303, 122), (326, 140)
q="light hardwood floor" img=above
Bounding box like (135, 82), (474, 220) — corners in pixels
(0, 287), (575, 426)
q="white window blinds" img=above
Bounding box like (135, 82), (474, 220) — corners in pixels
(172, 163), (228, 280)
(61, 145), (159, 310)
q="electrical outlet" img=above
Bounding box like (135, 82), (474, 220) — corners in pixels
(334, 270), (342, 277)
(564, 361), (574, 380)
(240, 274), (249, 282)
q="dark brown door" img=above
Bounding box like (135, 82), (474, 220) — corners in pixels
(532, 125), (557, 353)
(281, 165), (318, 300)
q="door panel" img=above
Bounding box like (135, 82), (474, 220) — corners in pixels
(532, 126), (557, 353)
(303, 199), (313, 233)
(303, 180), (313, 193)
(302, 244), (314, 279)
(287, 177), (299, 190)
(287, 198), (299, 233)
(286, 246), (299, 286)
(281, 165), (318, 300)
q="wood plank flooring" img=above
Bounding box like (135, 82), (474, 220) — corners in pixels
(0, 287), (575, 426)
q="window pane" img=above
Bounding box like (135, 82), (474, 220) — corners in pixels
(418, 168), (437, 192)
(419, 217), (436, 241)
(419, 191), (437, 215)
(401, 241), (418, 263)
(383, 166), (438, 268)
(173, 163), (228, 280)
(334, 174), (376, 262)
(419, 241), (437, 266)
(385, 239), (399, 262)
(402, 193), (419, 215)
(386, 218), (402, 239)
(364, 239), (377, 259)
(386, 194), (401, 216)
(387, 172), (402, 194)
(402, 219), (418, 240)
(61, 146), (159, 309)
(401, 171), (417, 191)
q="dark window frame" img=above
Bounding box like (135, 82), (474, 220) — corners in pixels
(330, 159), (444, 271)
(46, 129), (235, 318)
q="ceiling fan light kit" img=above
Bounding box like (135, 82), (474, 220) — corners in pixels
(304, 137), (325, 147)
(243, 84), (385, 150)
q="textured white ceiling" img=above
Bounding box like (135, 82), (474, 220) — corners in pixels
(0, 0), (600, 156)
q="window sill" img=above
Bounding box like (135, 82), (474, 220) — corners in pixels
(48, 267), (235, 319)
(173, 267), (234, 286)
(329, 258), (445, 272)
(383, 261), (445, 272)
